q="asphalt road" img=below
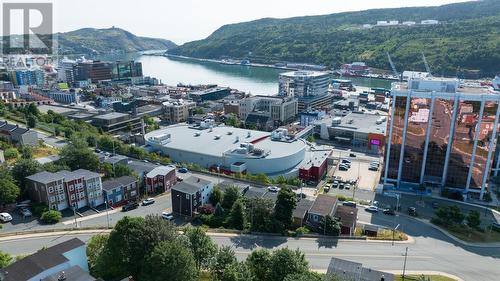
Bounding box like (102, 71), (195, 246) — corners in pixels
(1, 220), (499, 281)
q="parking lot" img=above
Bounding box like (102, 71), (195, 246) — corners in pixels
(333, 158), (382, 191)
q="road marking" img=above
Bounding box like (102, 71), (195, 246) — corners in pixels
(233, 251), (432, 259)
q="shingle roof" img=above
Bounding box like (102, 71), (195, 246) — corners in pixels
(102, 176), (137, 191)
(172, 176), (211, 194)
(0, 123), (17, 131)
(11, 127), (30, 135)
(72, 169), (100, 180)
(146, 165), (175, 178)
(41, 265), (97, 281)
(335, 205), (358, 227)
(309, 194), (337, 216)
(0, 238), (85, 281)
(293, 199), (314, 219)
(26, 171), (64, 184)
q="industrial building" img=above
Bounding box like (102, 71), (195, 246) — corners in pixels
(313, 112), (387, 154)
(145, 123), (326, 177)
(384, 77), (499, 200)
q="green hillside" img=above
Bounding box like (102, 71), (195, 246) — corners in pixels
(168, 0), (500, 77)
(57, 27), (177, 55)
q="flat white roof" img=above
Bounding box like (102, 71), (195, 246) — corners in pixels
(145, 125), (306, 160)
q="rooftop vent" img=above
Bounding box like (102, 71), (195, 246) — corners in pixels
(227, 131), (233, 135)
(194, 132), (201, 137)
(214, 135), (221, 140)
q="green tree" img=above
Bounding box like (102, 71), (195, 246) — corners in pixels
(434, 206), (465, 226)
(246, 249), (271, 281)
(11, 158), (41, 195)
(87, 234), (109, 274)
(40, 210), (62, 224)
(101, 162), (114, 178)
(267, 248), (308, 281)
(283, 272), (324, 281)
(222, 186), (241, 209)
(114, 164), (134, 177)
(210, 185), (223, 206)
(210, 246), (237, 281)
(26, 114), (36, 128)
(246, 198), (274, 232)
(142, 240), (198, 281)
(26, 103), (40, 116)
(60, 138), (99, 171)
(20, 146), (33, 159)
(319, 215), (341, 236)
(0, 251), (12, 268)
(42, 162), (70, 173)
(217, 261), (254, 281)
(0, 179), (20, 206)
(466, 210), (481, 229)
(185, 227), (217, 270)
(229, 199), (246, 230)
(214, 202), (225, 216)
(274, 186), (297, 230)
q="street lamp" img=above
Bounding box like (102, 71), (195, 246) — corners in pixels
(402, 247), (409, 281)
(392, 223), (400, 246)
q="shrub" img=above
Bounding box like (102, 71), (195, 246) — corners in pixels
(40, 210), (62, 224)
(32, 203), (49, 217)
(199, 205), (215, 215)
(441, 189), (463, 201)
(336, 195), (353, 202)
(295, 227), (310, 236)
(3, 148), (18, 159)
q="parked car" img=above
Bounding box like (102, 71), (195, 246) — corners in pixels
(408, 207), (418, 216)
(339, 183), (345, 189)
(19, 208), (32, 217)
(342, 159), (352, 164)
(342, 201), (357, 208)
(0, 213), (12, 222)
(162, 212), (174, 221)
(344, 183), (351, 190)
(306, 180), (316, 186)
(296, 193), (307, 199)
(122, 202), (139, 212)
(368, 165), (378, 171)
(142, 198), (155, 206)
(370, 200), (380, 207)
(178, 168), (188, 173)
(383, 208), (395, 216)
(432, 202), (439, 209)
(339, 165), (349, 171)
(267, 186), (280, 192)
(349, 153), (356, 157)
(176, 176), (184, 182)
(365, 206), (379, 213)
(332, 176), (342, 181)
(332, 181), (339, 188)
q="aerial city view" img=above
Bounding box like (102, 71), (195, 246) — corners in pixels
(0, 0), (499, 280)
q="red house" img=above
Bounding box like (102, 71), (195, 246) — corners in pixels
(299, 151), (330, 182)
(145, 166), (177, 193)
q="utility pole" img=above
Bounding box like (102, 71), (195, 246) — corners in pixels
(105, 199), (110, 228)
(392, 224), (400, 246)
(402, 247), (409, 281)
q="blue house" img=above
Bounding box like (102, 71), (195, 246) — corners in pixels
(102, 176), (139, 207)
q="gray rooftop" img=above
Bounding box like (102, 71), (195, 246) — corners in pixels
(0, 238), (85, 281)
(173, 176), (211, 194)
(93, 112), (129, 120)
(317, 112), (387, 135)
(309, 194), (337, 216)
(27, 171), (64, 184)
(41, 265), (97, 281)
(102, 176), (137, 191)
(127, 160), (158, 176)
(293, 199), (314, 219)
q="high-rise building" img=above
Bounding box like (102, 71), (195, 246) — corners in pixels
(112, 60), (143, 81)
(73, 60), (113, 83)
(9, 69), (44, 86)
(278, 71), (332, 112)
(57, 58), (77, 84)
(383, 77), (500, 199)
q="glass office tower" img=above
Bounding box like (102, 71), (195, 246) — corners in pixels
(383, 78), (500, 200)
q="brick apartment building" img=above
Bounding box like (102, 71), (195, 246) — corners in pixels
(145, 165), (177, 193)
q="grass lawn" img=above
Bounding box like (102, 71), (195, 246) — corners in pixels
(33, 145), (59, 159)
(444, 226), (500, 243)
(354, 228), (409, 241)
(394, 274), (457, 281)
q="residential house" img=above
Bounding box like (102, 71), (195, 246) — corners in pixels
(334, 205), (358, 236)
(0, 121), (38, 146)
(102, 176), (139, 207)
(102, 155), (129, 169)
(26, 169), (104, 211)
(0, 238), (91, 281)
(171, 176), (213, 217)
(145, 165), (177, 193)
(291, 199), (314, 229)
(306, 194), (338, 228)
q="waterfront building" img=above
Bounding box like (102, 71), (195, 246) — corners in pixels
(9, 69), (44, 86)
(189, 87), (230, 102)
(74, 60), (113, 83)
(278, 71), (332, 112)
(383, 77), (499, 199)
(47, 90), (79, 104)
(112, 60), (143, 81)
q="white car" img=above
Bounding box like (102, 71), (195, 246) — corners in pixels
(267, 186), (280, 192)
(0, 213), (12, 223)
(161, 212), (174, 221)
(365, 205), (379, 213)
(142, 198), (155, 206)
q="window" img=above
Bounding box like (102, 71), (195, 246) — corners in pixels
(48, 186), (54, 193)
(49, 196), (55, 203)
(71, 194), (75, 200)
(69, 186), (74, 191)
(130, 191), (137, 197)
(59, 195), (65, 200)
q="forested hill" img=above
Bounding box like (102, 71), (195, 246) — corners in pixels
(168, 0), (500, 77)
(57, 27), (177, 55)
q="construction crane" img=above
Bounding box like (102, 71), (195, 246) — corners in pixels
(421, 52), (432, 76)
(386, 52), (401, 81)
